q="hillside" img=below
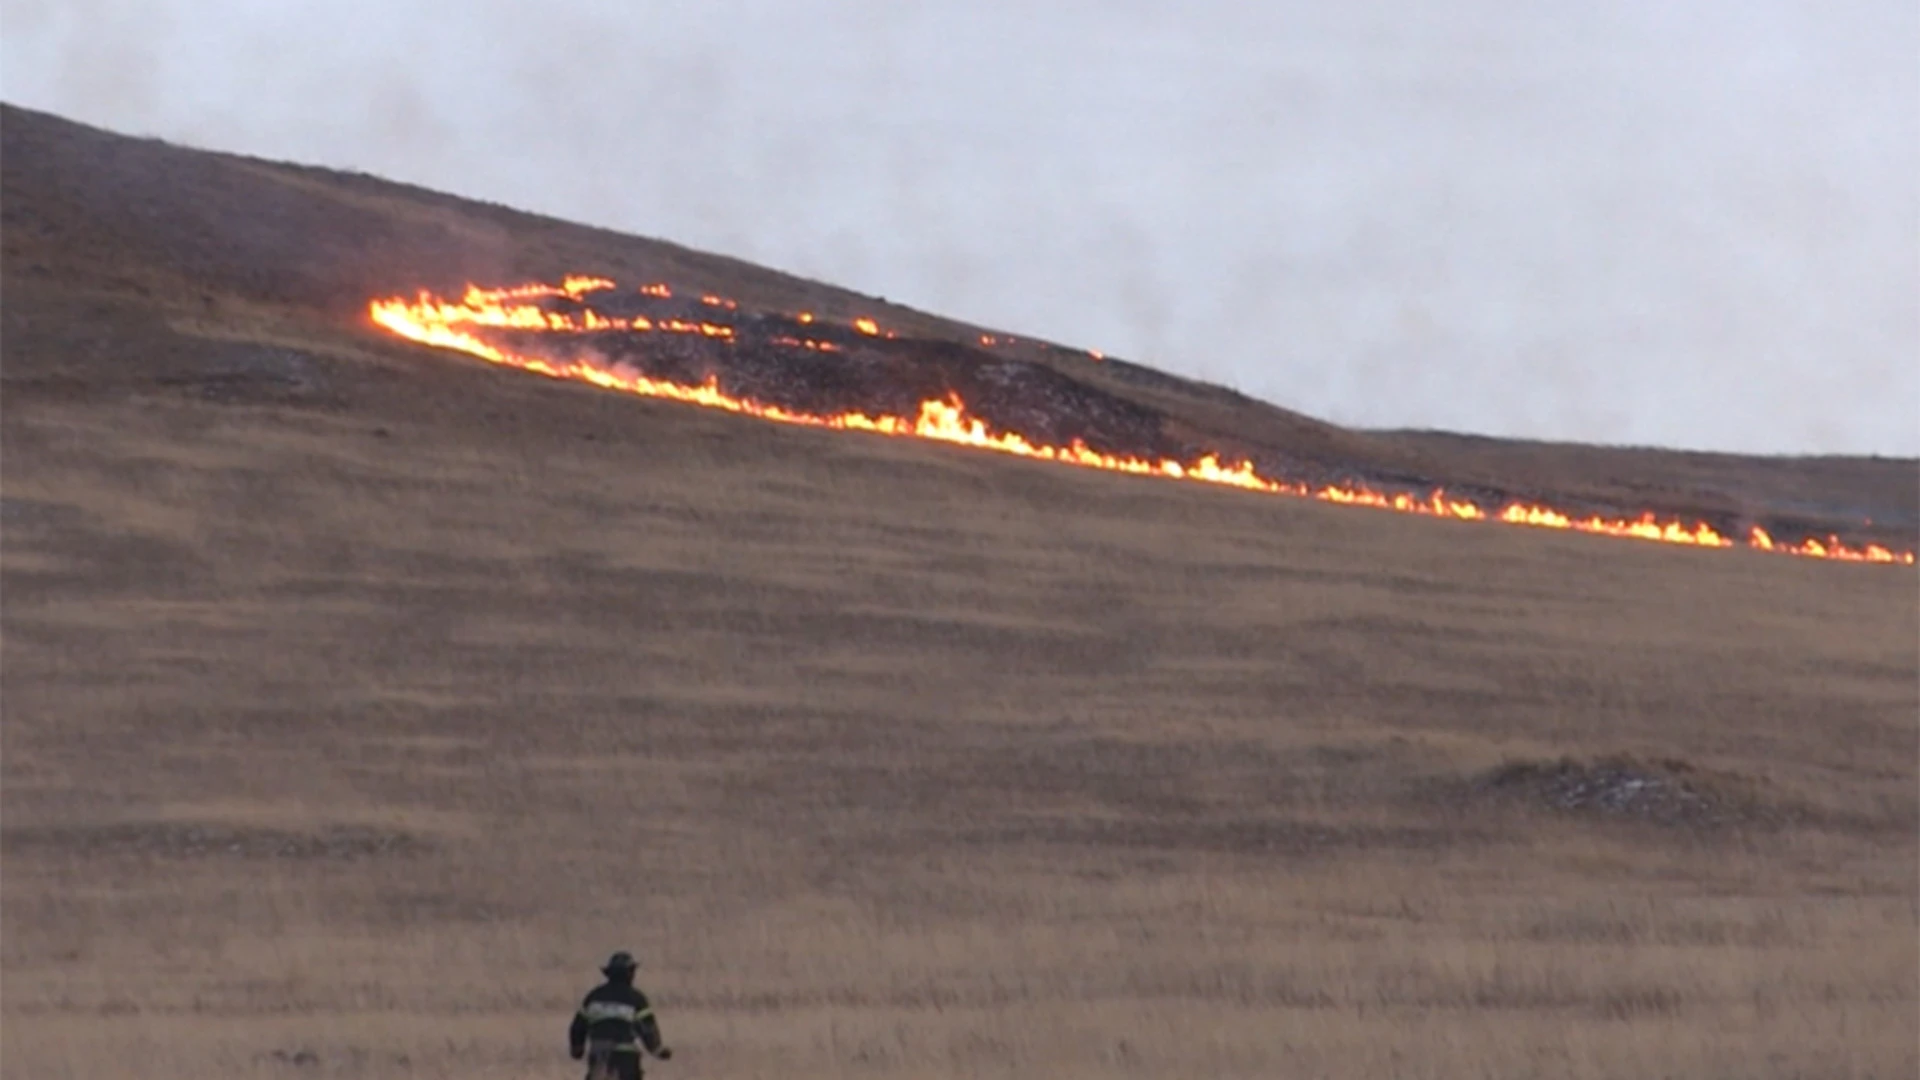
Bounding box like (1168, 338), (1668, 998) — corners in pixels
(3, 104), (1916, 1079)
(3, 105), (1913, 549)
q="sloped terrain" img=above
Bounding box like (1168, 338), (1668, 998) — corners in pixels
(2, 104), (1916, 1079)
(4, 104), (1913, 545)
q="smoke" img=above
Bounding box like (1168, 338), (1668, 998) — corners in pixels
(4, 0), (1915, 454)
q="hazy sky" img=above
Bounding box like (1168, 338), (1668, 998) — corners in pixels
(5, 1), (1916, 454)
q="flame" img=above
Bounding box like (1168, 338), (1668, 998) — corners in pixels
(770, 335), (843, 353)
(367, 279), (1915, 566)
(384, 283), (733, 339)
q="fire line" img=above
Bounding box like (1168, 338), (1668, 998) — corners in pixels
(368, 278), (1915, 566)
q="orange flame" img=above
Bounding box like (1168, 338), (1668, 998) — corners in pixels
(367, 280), (1914, 566)
(769, 336), (844, 353)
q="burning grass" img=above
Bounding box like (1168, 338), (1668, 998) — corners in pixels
(369, 279), (1916, 566)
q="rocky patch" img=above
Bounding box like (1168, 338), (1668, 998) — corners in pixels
(1471, 755), (1785, 828)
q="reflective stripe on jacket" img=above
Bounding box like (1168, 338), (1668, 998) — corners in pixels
(568, 980), (663, 1056)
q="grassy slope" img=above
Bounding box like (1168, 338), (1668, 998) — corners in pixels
(2, 105), (1916, 1079)
(4, 104), (1913, 534)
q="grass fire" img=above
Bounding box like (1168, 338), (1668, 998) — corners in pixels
(371, 278), (1915, 566)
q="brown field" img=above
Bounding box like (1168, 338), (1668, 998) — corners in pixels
(3, 105), (1916, 1079)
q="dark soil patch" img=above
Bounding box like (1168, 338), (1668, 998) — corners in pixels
(154, 342), (336, 405)
(1472, 755), (1790, 828)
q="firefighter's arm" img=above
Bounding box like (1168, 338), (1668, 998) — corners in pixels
(635, 992), (670, 1058)
(568, 1003), (589, 1060)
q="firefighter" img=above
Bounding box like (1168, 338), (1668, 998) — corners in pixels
(568, 951), (672, 1079)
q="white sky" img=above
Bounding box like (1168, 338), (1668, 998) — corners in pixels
(4, 0), (1916, 454)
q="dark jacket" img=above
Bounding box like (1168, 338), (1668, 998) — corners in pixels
(569, 978), (664, 1057)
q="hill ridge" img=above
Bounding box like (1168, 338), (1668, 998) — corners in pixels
(4, 101), (1915, 556)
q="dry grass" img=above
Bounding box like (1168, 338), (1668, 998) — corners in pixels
(4, 311), (1915, 1077)
(3, 103), (1916, 1079)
